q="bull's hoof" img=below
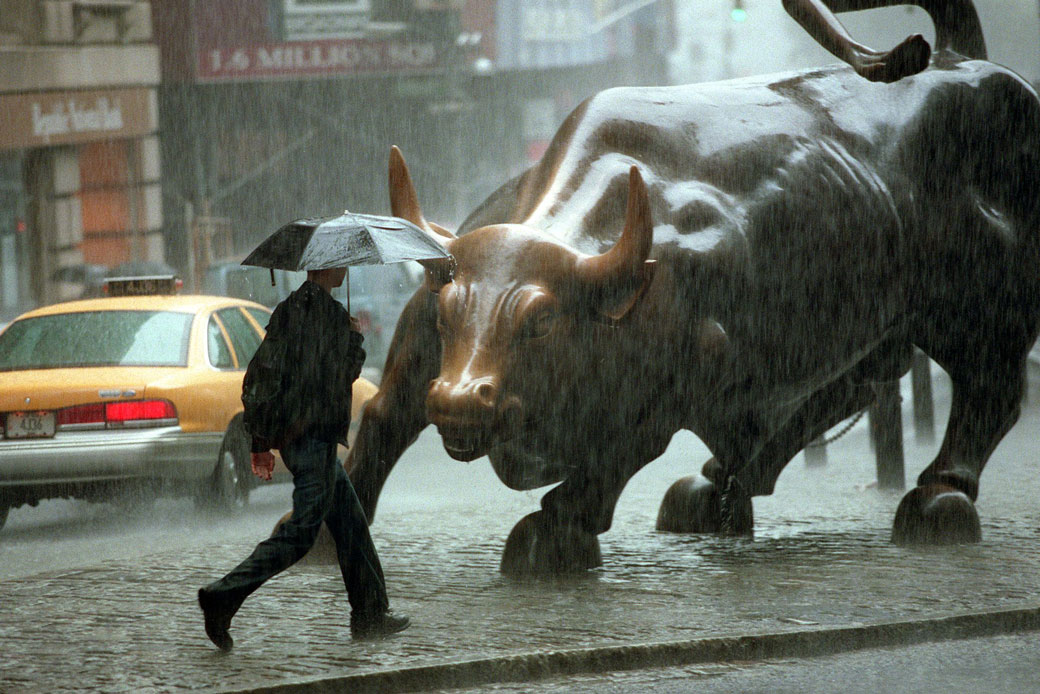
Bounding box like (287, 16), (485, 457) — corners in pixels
(891, 484), (981, 545)
(271, 512), (337, 564)
(500, 512), (602, 576)
(656, 474), (753, 536)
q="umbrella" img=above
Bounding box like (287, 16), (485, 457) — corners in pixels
(242, 211), (449, 272)
(242, 210), (452, 311)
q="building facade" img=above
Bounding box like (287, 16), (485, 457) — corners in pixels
(0, 0), (163, 320)
(152, 0), (675, 286)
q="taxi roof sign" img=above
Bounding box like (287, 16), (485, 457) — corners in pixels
(103, 275), (183, 297)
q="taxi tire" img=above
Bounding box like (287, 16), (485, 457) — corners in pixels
(0, 503), (9, 532)
(207, 419), (252, 512)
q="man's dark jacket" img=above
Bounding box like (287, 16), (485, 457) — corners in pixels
(242, 280), (365, 453)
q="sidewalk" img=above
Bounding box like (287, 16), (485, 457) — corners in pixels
(2, 384), (1039, 694)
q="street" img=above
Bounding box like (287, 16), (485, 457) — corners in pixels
(438, 632), (1040, 694)
(1, 371), (1039, 693)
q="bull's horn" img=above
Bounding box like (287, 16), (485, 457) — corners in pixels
(388, 146), (455, 241)
(388, 146), (456, 290)
(575, 166), (656, 321)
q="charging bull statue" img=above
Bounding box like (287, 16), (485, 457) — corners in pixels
(347, 0), (1040, 574)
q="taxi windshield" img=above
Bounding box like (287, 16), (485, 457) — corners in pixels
(0, 311), (193, 371)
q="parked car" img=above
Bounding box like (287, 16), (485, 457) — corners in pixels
(204, 260), (422, 380)
(0, 276), (376, 532)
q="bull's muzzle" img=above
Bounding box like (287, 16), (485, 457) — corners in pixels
(426, 377), (523, 461)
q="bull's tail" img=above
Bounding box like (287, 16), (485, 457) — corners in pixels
(824, 0), (987, 60)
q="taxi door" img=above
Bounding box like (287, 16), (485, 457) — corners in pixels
(205, 307), (264, 431)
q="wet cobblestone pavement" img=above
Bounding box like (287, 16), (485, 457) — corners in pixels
(2, 376), (1039, 693)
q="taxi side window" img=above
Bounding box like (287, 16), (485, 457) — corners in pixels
(245, 307), (271, 333)
(207, 316), (234, 369)
(218, 308), (263, 365)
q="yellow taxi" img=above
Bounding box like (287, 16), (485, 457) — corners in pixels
(0, 276), (376, 532)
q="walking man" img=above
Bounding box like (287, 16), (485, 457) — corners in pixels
(198, 266), (409, 651)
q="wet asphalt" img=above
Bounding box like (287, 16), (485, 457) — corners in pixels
(437, 631), (1040, 694)
(1, 371), (1038, 693)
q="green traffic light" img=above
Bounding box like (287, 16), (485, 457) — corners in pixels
(731, 7), (748, 22)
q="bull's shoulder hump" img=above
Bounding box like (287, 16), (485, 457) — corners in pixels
(554, 76), (848, 177)
(578, 80), (807, 130)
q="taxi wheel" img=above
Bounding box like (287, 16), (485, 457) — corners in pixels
(209, 420), (252, 512)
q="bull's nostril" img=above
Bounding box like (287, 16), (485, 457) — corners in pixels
(474, 382), (497, 407)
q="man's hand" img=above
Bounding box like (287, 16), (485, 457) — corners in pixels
(349, 315), (361, 333)
(251, 451), (275, 481)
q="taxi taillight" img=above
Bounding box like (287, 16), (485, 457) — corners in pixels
(57, 400), (177, 428)
(57, 403), (106, 426)
(106, 400), (176, 422)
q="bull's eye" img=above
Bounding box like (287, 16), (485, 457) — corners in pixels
(521, 309), (557, 340)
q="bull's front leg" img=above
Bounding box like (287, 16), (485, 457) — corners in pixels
(349, 291), (441, 521)
(500, 441), (660, 576)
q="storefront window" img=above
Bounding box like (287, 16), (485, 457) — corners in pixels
(0, 152), (29, 322)
(79, 140), (135, 266)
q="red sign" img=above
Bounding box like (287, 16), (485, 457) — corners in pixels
(197, 38), (444, 81)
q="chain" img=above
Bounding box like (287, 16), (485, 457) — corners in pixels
(720, 474), (743, 535)
(805, 408), (868, 449)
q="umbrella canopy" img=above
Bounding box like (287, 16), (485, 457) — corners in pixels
(241, 211), (450, 272)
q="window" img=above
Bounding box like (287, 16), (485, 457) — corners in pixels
(245, 307), (272, 332)
(208, 316), (234, 369)
(0, 311), (192, 370)
(218, 308), (263, 366)
(79, 141), (133, 266)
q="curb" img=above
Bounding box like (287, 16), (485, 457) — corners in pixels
(221, 604), (1040, 694)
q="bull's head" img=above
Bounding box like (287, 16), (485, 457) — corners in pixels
(389, 146), (655, 464)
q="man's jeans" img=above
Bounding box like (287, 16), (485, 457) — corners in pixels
(201, 436), (389, 618)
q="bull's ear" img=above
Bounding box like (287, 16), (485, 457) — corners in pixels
(428, 221), (456, 241)
(388, 146), (456, 291)
(576, 166), (655, 323)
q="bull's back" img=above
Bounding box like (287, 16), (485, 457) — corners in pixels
(501, 57), (1038, 254)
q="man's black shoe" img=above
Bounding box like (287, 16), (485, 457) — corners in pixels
(198, 588), (236, 652)
(351, 610), (411, 640)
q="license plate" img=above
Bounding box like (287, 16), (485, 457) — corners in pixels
(5, 411), (56, 439)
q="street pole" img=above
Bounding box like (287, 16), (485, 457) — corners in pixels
(184, 200), (196, 292)
(871, 379), (905, 491)
(911, 349), (935, 444)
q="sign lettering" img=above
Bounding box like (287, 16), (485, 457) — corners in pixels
(197, 39), (443, 81)
(31, 97), (124, 141)
(0, 89), (154, 151)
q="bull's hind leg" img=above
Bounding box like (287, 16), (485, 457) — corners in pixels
(892, 356), (1028, 545)
(657, 376), (877, 535)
